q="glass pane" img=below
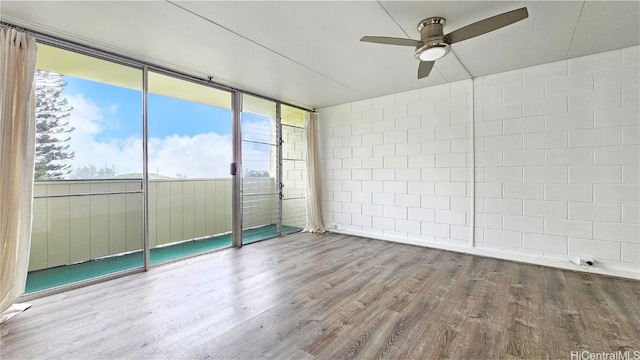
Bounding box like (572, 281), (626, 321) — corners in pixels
(35, 45), (143, 180)
(27, 44), (144, 293)
(241, 95), (279, 243)
(148, 72), (233, 265)
(281, 104), (306, 127)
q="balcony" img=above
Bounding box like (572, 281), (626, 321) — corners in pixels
(27, 177), (304, 293)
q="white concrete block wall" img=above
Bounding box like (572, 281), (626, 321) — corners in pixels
(474, 46), (639, 276)
(319, 45), (639, 279)
(281, 124), (307, 228)
(319, 81), (474, 248)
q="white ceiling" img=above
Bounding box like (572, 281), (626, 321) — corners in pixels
(1, 1), (638, 109)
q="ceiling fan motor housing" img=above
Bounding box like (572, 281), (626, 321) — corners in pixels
(418, 17), (446, 37)
(415, 17), (450, 61)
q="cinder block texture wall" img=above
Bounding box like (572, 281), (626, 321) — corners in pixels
(319, 46), (639, 279)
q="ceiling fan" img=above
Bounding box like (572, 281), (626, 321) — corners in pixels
(360, 7), (529, 79)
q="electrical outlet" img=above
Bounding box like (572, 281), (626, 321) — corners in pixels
(328, 223), (337, 230)
(578, 257), (595, 266)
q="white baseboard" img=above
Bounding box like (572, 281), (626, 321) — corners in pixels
(330, 229), (640, 281)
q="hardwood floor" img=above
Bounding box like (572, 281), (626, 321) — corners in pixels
(1, 232), (639, 359)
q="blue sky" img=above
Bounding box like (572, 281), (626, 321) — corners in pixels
(65, 76), (233, 140)
(60, 75), (270, 178)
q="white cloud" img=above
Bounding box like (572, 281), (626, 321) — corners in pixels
(63, 93), (267, 179)
(148, 133), (232, 178)
(240, 118), (274, 175)
(242, 118), (273, 144)
(66, 93), (103, 136)
(65, 94), (142, 175)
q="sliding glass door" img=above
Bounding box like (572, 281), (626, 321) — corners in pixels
(239, 98), (307, 244)
(240, 95), (280, 244)
(28, 44), (144, 293)
(147, 71), (233, 265)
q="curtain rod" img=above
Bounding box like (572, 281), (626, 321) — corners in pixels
(0, 22), (33, 34)
(0, 21), (315, 113)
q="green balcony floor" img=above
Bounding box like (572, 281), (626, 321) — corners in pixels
(25, 224), (300, 294)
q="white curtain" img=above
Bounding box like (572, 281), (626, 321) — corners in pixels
(302, 112), (325, 233)
(0, 27), (38, 321)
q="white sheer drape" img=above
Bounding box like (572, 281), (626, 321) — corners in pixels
(0, 27), (38, 321)
(302, 112), (325, 233)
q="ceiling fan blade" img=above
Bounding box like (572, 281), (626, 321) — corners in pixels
(446, 7), (528, 44)
(360, 36), (421, 47)
(418, 61), (435, 79)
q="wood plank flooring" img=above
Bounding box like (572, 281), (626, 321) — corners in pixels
(1, 232), (639, 359)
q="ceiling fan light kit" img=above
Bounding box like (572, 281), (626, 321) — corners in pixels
(361, 7), (529, 79)
(415, 39), (450, 61)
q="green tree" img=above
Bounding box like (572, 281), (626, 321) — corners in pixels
(34, 70), (75, 180)
(245, 169), (270, 177)
(69, 164), (117, 179)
